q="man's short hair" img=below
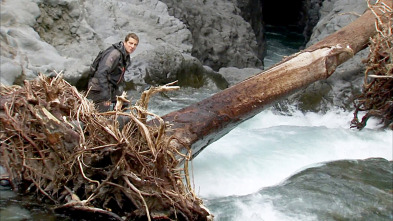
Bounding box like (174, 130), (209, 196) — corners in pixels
(125, 33), (139, 43)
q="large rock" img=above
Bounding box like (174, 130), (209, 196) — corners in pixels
(218, 67), (262, 86)
(236, 0), (266, 61)
(301, 0), (324, 43)
(126, 46), (228, 90)
(0, 0), (263, 91)
(30, 0), (196, 86)
(160, 0), (263, 71)
(0, 0), (69, 85)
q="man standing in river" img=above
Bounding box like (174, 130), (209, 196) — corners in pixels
(87, 33), (139, 112)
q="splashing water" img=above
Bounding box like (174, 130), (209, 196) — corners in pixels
(190, 109), (392, 220)
(190, 109), (392, 198)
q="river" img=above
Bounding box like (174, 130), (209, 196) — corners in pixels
(149, 25), (393, 221)
(1, 25), (392, 220)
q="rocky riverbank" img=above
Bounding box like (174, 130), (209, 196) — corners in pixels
(1, 0), (371, 111)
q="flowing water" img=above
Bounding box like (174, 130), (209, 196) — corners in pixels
(1, 26), (392, 220)
(191, 110), (392, 220)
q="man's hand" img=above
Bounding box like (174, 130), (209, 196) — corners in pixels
(103, 100), (111, 106)
(96, 100), (112, 112)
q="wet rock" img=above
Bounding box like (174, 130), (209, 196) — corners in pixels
(218, 67), (262, 86)
(161, 0), (263, 71)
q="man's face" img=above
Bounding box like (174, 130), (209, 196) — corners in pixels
(124, 37), (138, 54)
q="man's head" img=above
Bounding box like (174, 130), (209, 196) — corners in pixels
(124, 33), (139, 54)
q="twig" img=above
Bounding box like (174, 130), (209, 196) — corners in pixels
(77, 155), (100, 186)
(123, 176), (151, 221)
(368, 75), (393, 79)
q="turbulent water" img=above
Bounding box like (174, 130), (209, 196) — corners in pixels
(1, 26), (392, 220)
(192, 110), (392, 221)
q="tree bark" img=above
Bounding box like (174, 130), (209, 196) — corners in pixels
(161, 0), (392, 158)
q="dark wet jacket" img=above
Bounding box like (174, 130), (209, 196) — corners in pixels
(87, 42), (130, 110)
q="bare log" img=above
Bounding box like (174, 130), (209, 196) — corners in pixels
(162, 0), (392, 158)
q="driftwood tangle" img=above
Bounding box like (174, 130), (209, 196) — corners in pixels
(351, 0), (393, 129)
(161, 0), (393, 159)
(0, 74), (211, 220)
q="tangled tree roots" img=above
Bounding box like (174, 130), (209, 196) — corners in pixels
(0, 74), (212, 220)
(351, 0), (393, 130)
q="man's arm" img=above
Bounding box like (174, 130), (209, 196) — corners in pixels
(92, 50), (121, 101)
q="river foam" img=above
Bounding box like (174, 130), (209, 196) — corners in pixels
(190, 108), (392, 198)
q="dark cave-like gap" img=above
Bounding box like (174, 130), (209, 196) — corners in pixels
(262, 0), (305, 27)
(261, 0), (308, 51)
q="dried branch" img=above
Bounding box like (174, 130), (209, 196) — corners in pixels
(351, 0), (393, 130)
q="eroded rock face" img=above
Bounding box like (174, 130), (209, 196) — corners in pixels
(236, 0), (266, 61)
(301, 0), (324, 43)
(0, 0), (265, 89)
(31, 0), (196, 86)
(0, 0), (68, 85)
(161, 0), (264, 71)
(0, 0), (193, 86)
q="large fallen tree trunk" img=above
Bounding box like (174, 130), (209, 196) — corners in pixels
(162, 0), (392, 158)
